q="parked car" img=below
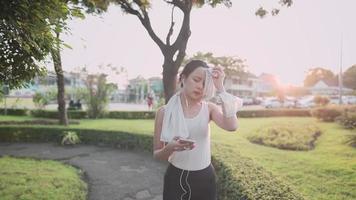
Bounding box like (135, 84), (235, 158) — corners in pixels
(242, 97), (254, 105)
(295, 96), (315, 108)
(263, 98), (282, 108)
(343, 96), (356, 104)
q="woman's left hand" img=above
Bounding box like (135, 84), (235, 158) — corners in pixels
(211, 66), (225, 91)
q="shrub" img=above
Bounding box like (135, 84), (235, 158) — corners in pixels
(32, 90), (56, 109)
(335, 108), (356, 129)
(0, 108), (28, 116)
(5, 108), (311, 119)
(0, 120), (79, 125)
(313, 95), (330, 106)
(213, 145), (305, 200)
(247, 122), (322, 151)
(311, 107), (342, 122)
(336, 114), (356, 129)
(238, 109), (311, 118)
(107, 111), (155, 119)
(61, 131), (81, 145)
(84, 74), (114, 119)
(30, 110), (87, 119)
(344, 135), (356, 148)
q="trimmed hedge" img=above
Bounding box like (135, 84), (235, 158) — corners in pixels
(0, 126), (305, 200)
(237, 109), (310, 118)
(247, 122), (322, 151)
(107, 111), (156, 119)
(2, 108), (311, 119)
(213, 145), (304, 200)
(0, 127), (152, 151)
(30, 110), (87, 119)
(311, 107), (343, 122)
(0, 108), (28, 116)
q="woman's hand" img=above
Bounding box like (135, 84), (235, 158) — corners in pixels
(166, 136), (195, 152)
(211, 66), (225, 92)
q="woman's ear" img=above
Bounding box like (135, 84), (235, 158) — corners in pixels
(180, 75), (185, 87)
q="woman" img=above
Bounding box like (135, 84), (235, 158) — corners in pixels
(153, 60), (243, 200)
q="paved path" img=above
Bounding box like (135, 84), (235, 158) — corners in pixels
(0, 143), (167, 200)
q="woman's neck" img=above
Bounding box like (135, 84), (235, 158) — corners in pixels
(180, 91), (201, 109)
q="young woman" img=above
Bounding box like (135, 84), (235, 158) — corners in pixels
(153, 60), (243, 200)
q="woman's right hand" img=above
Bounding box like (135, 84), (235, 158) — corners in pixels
(166, 136), (195, 152)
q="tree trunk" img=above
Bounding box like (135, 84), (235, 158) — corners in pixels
(162, 59), (178, 104)
(51, 32), (68, 126)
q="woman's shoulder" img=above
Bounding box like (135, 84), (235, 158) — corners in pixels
(155, 106), (165, 122)
(156, 106), (165, 114)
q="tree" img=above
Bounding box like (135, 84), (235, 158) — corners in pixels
(49, 5), (85, 126)
(0, 1), (63, 89)
(303, 67), (337, 87)
(183, 52), (250, 79)
(343, 65), (356, 90)
(0, 0), (87, 125)
(89, 0), (292, 102)
(84, 74), (115, 118)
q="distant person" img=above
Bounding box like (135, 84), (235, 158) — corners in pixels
(69, 99), (75, 109)
(147, 95), (153, 110)
(76, 99), (82, 110)
(153, 60), (243, 200)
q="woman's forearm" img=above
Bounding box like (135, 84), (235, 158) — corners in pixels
(153, 145), (174, 160)
(222, 115), (238, 131)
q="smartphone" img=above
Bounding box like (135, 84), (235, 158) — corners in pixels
(178, 138), (196, 144)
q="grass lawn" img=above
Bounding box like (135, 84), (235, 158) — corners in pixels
(0, 156), (87, 200)
(0, 116), (355, 200)
(211, 117), (356, 200)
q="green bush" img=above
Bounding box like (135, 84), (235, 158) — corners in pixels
(61, 131), (81, 145)
(213, 145), (305, 200)
(335, 106), (356, 129)
(2, 108), (312, 119)
(344, 135), (356, 148)
(0, 126), (304, 200)
(0, 108), (28, 116)
(336, 113), (356, 129)
(311, 107), (342, 122)
(107, 111), (155, 119)
(0, 127), (152, 151)
(247, 122), (322, 151)
(238, 109), (311, 118)
(30, 110), (87, 119)
(0, 119), (79, 125)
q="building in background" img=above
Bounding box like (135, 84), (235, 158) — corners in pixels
(224, 72), (279, 99)
(308, 80), (353, 95)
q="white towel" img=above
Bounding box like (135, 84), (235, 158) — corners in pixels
(160, 68), (242, 142)
(160, 91), (189, 142)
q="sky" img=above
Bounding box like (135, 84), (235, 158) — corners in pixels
(59, 0), (356, 87)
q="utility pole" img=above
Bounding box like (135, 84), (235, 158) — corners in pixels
(338, 34), (343, 105)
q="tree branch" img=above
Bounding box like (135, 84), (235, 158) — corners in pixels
(119, 1), (143, 20)
(140, 8), (166, 52)
(164, 0), (185, 11)
(118, 1), (166, 52)
(171, 2), (191, 52)
(166, 5), (175, 45)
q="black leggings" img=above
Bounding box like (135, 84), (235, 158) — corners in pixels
(163, 163), (217, 200)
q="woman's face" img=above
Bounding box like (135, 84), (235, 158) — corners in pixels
(182, 67), (206, 100)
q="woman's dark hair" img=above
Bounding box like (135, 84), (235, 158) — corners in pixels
(179, 60), (209, 87)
